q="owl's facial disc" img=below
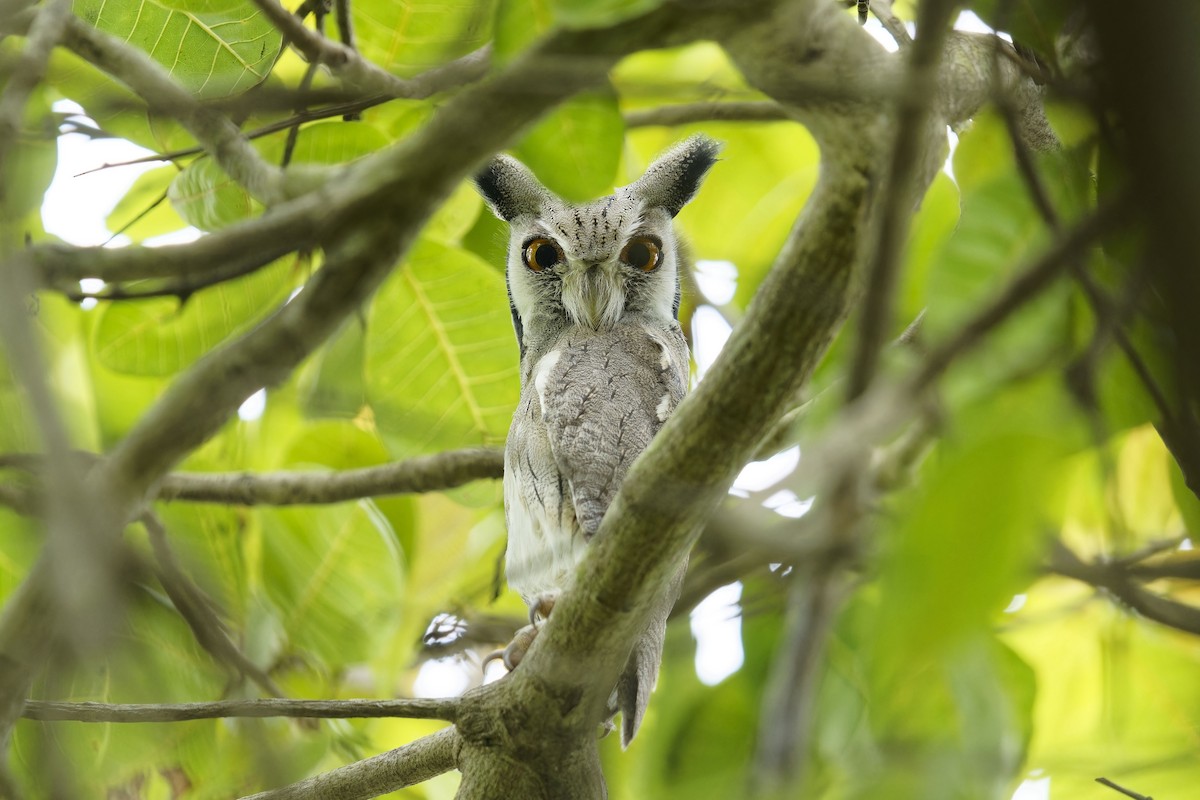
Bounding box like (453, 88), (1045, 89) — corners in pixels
(561, 262), (625, 331)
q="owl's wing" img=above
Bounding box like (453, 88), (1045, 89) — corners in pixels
(540, 324), (689, 538)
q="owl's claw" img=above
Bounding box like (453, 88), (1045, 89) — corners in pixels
(484, 595), (558, 676)
(483, 622), (540, 672)
(529, 593), (557, 627)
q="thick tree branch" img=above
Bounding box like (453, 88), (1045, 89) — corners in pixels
(158, 448), (503, 505)
(241, 726), (459, 800)
(21, 697), (458, 723)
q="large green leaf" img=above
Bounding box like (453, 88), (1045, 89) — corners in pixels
(871, 379), (1075, 662)
(74, 0), (282, 97)
(493, 0), (555, 62)
(107, 165), (188, 242)
(513, 90), (625, 202)
(168, 157), (257, 231)
(364, 239), (519, 458)
(629, 122), (820, 308)
(342, 0), (495, 76)
(260, 503), (405, 666)
(554, 0), (662, 27)
(93, 256), (301, 376)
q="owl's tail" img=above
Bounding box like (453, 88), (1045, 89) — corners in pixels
(614, 559), (687, 748)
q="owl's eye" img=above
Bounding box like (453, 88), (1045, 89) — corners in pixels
(523, 238), (562, 272)
(621, 236), (662, 271)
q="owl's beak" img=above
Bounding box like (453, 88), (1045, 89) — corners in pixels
(563, 263), (625, 330)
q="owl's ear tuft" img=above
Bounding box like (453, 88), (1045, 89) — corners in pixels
(630, 134), (721, 217)
(474, 155), (548, 222)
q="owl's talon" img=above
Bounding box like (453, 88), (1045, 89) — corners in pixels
(486, 623), (540, 673)
(529, 593), (557, 627)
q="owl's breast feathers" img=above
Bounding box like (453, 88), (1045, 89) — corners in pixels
(504, 322), (688, 600)
(541, 323), (688, 536)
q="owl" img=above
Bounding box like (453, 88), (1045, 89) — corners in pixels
(474, 135), (719, 746)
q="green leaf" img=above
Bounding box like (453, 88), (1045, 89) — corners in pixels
(73, 0), (282, 97)
(260, 503), (405, 666)
(364, 239), (519, 458)
(968, 0), (1076, 66)
(93, 256), (300, 376)
(1169, 451), (1200, 537)
(514, 90), (624, 202)
(301, 318), (369, 419)
(898, 172), (959, 324)
(872, 380), (1073, 661)
(273, 120), (389, 165)
(168, 157), (258, 231)
(342, 0), (495, 76)
(107, 165), (188, 242)
(554, 0), (662, 27)
(0, 89), (56, 221)
(424, 180), (484, 245)
(629, 122), (820, 308)
(925, 173), (1044, 335)
(494, 0), (556, 62)
(282, 420), (417, 563)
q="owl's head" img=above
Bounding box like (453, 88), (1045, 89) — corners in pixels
(475, 135), (719, 348)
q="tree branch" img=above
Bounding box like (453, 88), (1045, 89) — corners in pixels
(1, 447), (504, 514)
(157, 448), (503, 505)
(241, 726), (459, 800)
(845, 0), (956, 401)
(21, 697), (458, 723)
(624, 100), (789, 128)
(250, 0), (488, 100)
(1048, 541), (1200, 636)
(143, 514), (284, 696)
(0, 0), (71, 211)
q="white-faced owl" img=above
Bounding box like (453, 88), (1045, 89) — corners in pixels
(474, 135), (719, 745)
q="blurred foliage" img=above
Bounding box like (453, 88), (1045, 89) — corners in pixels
(1, 1), (1198, 799)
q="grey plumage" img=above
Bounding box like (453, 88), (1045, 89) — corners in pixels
(475, 135), (718, 746)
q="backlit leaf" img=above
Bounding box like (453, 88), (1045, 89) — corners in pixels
(364, 239), (519, 458)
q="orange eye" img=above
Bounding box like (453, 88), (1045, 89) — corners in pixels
(523, 238), (562, 272)
(621, 236), (662, 271)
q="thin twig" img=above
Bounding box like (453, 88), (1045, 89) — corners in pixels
(912, 195), (1129, 391)
(997, 78), (1200, 500)
(333, 0), (361, 122)
(282, 3), (326, 169)
(624, 101), (789, 128)
(21, 697), (458, 723)
(157, 447), (504, 505)
(250, 0), (485, 100)
(143, 514), (284, 697)
(845, 0), (956, 401)
(1, 447), (503, 512)
(1096, 776), (1153, 800)
(73, 93), (393, 176)
(1048, 542), (1200, 636)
